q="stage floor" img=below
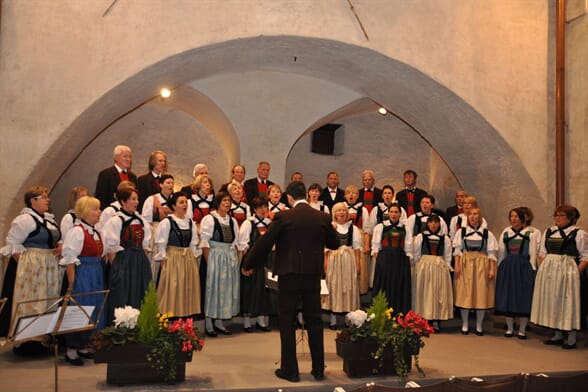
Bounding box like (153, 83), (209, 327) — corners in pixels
(0, 321), (587, 392)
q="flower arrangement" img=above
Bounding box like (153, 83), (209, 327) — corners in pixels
(91, 282), (204, 383)
(336, 291), (434, 377)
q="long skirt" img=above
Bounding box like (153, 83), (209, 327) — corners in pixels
(148, 222), (160, 283)
(454, 251), (495, 309)
(241, 262), (270, 316)
(372, 247), (411, 315)
(157, 246), (201, 318)
(495, 254), (535, 316)
(204, 241), (240, 319)
(106, 247), (152, 325)
(357, 230), (369, 295)
(413, 255), (453, 320)
(322, 246), (360, 313)
(64, 256), (106, 348)
(530, 254), (580, 331)
(10, 248), (62, 337)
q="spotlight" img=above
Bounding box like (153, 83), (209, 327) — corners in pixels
(160, 88), (171, 98)
(378, 107), (388, 115)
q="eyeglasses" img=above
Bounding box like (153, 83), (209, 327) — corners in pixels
(33, 195), (49, 200)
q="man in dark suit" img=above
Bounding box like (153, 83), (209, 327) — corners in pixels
(358, 169), (383, 215)
(445, 190), (467, 225)
(318, 171), (345, 211)
(137, 150), (167, 210)
(243, 181), (338, 383)
(394, 169), (427, 217)
(243, 161), (274, 206)
(94, 145), (138, 209)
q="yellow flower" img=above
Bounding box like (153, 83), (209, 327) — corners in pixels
(158, 312), (174, 329)
(385, 308), (394, 319)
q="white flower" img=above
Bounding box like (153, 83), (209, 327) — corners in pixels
(346, 309), (368, 328)
(114, 306), (140, 328)
(367, 313), (375, 321)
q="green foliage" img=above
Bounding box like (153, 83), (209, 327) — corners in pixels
(366, 291), (391, 342)
(137, 282), (159, 344)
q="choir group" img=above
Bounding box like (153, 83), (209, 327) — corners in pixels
(0, 145), (586, 366)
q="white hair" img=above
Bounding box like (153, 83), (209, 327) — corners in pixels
(192, 163), (208, 178)
(113, 145), (131, 160)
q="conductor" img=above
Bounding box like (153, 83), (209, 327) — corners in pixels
(242, 181), (338, 382)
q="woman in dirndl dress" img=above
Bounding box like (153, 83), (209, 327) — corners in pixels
(238, 198), (272, 332)
(307, 183), (329, 214)
(0, 186), (62, 349)
(495, 207), (540, 339)
(322, 202), (361, 329)
(412, 214), (453, 332)
(453, 207), (498, 336)
(227, 181), (251, 228)
(59, 196), (105, 365)
(267, 184), (288, 220)
(371, 203), (413, 315)
(531, 204), (588, 349)
(60, 186), (89, 236)
(102, 186), (152, 325)
(141, 174), (174, 282)
(200, 191), (240, 337)
(154, 192), (201, 319)
(344, 185), (370, 296)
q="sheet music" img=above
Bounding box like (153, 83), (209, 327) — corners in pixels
(14, 312), (59, 341)
(58, 306), (95, 332)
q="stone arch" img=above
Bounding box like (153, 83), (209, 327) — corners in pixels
(9, 35), (546, 233)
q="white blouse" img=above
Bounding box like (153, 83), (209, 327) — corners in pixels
(371, 220), (413, 260)
(452, 224), (498, 261)
(0, 208), (60, 256)
(199, 211), (239, 249)
(497, 226), (540, 269)
(539, 225), (588, 263)
(102, 211), (151, 254)
(237, 215), (272, 252)
(60, 209), (79, 237)
(153, 215), (200, 260)
(413, 231), (452, 266)
(97, 201), (121, 233)
(332, 221), (362, 250)
(59, 221), (104, 266)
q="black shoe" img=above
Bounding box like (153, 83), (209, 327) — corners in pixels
(214, 325), (232, 335)
(475, 330), (484, 336)
(461, 329), (469, 335)
(65, 354), (84, 366)
(255, 323), (271, 332)
(433, 326), (441, 333)
(243, 326), (253, 333)
(504, 331), (514, 338)
(517, 333), (527, 340)
(76, 350), (94, 359)
(329, 324), (337, 330)
(311, 370), (325, 381)
(274, 369), (300, 382)
(544, 338), (564, 345)
(206, 329), (218, 338)
(295, 321), (305, 329)
(562, 343), (577, 350)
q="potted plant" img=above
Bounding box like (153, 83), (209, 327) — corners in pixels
(335, 291), (434, 378)
(91, 282), (204, 385)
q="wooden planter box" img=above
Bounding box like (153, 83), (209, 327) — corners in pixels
(336, 339), (412, 378)
(94, 344), (192, 385)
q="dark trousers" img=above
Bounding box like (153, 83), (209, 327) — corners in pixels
(277, 274), (324, 376)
